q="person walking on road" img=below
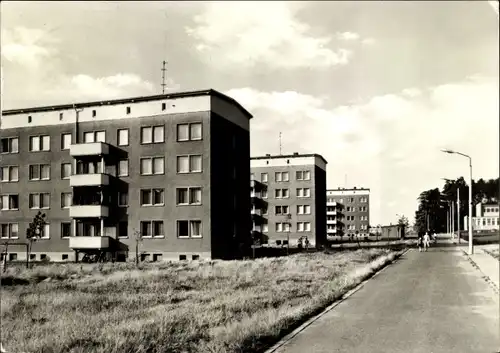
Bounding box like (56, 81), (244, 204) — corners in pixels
(417, 233), (423, 252)
(423, 232), (431, 251)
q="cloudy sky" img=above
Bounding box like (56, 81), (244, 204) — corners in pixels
(1, 1), (498, 225)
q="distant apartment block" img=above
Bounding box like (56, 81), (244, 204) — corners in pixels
(0, 89), (253, 262)
(326, 187), (370, 237)
(464, 202), (499, 232)
(250, 153), (327, 248)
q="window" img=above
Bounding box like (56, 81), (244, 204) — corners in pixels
(84, 131), (106, 143)
(162, 103), (166, 111)
(118, 192), (128, 207)
(0, 223), (19, 239)
(179, 255), (187, 261)
(261, 189), (268, 198)
(61, 223), (71, 238)
(1, 195), (19, 210)
(40, 224), (50, 239)
(140, 220), (164, 237)
(1, 137), (19, 154)
(141, 126), (164, 144)
(176, 187), (202, 205)
(350, 198), (354, 203)
(62, 254), (69, 260)
(275, 222), (290, 232)
(261, 173), (268, 183)
(28, 116), (32, 123)
(296, 170), (311, 180)
(126, 106), (131, 114)
(275, 189), (289, 198)
(297, 188), (311, 198)
(177, 155), (202, 173)
(118, 221), (128, 238)
(297, 222), (311, 232)
(140, 189), (165, 206)
(192, 255), (199, 261)
(275, 172), (289, 182)
(117, 129), (129, 146)
(140, 157), (164, 175)
(61, 193), (72, 208)
(352, 207), (356, 212)
(59, 112), (64, 120)
(29, 135), (50, 151)
(118, 160), (129, 177)
(275, 205), (290, 215)
(9, 253), (17, 261)
(29, 193), (50, 209)
(61, 163), (72, 179)
(1, 166), (19, 182)
(92, 110), (97, 117)
(297, 205), (311, 215)
(61, 133), (72, 150)
(29, 164), (50, 181)
(177, 123), (202, 141)
(177, 220), (202, 238)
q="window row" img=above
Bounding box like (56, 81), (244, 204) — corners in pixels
(251, 170), (312, 183)
(275, 222), (311, 232)
(274, 205), (312, 215)
(1, 155), (203, 183)
(1, 188), (204, 210)
(0, 220), (203, 239)
(258, 188), (311, 199)
(1, 123), (203, 154)
(346, 206), (368, 212)
(345, 215), (368, 221)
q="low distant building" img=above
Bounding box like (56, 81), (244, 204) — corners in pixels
(464, 202), (499, 231)
(380, 224), (405, 239)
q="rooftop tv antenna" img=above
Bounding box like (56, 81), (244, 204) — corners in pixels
(161, 60), (167, 94)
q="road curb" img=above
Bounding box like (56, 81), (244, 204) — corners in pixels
(461, 250), (499, 295)
(264, 249), (410, 353)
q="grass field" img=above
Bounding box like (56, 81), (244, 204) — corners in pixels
(1, 249), (401, 353)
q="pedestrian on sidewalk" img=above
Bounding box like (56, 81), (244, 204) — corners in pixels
(423, 232), (431, 251)
(417, 233), (423, 252)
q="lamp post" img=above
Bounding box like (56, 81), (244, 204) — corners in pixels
(441, 149), (473, 254)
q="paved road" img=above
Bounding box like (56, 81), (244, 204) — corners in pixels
(274, 247), (499, 353)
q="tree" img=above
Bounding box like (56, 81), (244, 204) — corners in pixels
(397, 215), (409, 239)
(26, 211), (47, 268)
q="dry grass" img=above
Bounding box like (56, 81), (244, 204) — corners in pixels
(1, 249), (401, 353)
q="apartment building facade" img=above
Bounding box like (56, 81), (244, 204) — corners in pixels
(464, 202), (500, 231)
(250, 153), (327, 248)
(326, 187), (370, 237)
(0, 89), (253, 262)
(326, 199), (344, 238)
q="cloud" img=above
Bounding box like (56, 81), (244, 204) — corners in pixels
(361, 38), (376, 45)
(42, 73), (157, 102)
(1, 27), (58, 68)
(186, 2), (352, 69)
(337, 32), (360, 41)
(227, 75), (499, 224)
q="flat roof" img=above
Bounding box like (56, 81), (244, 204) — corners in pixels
(2, 88), (253, 119)
(327, 187), (370, 191)
(251, 153), (328, 165)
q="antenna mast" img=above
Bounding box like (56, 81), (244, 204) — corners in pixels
(161, 60), (167, 94)
(279, 132), (282, 155)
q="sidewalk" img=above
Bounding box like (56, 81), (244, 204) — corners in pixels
(467, 244), (499, 291)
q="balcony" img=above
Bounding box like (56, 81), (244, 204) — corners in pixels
(70, 142), (110, 157)
(69, 236), (110, 249)
(326, 210), (337, 215)
(70, 173), (110, 187)
(327, 219), (337, 224)
(70, 205), (109, 218)
(251, 208), (262, 216)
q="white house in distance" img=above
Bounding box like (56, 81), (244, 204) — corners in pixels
(464, 202), (499, 232)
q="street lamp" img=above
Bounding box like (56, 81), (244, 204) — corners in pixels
(441, 149), (473, 254)
(442, 177), (460, 243)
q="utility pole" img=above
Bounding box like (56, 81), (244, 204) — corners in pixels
(457, 187), (461, 244)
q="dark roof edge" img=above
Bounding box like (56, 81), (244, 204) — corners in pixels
(251, 153), (328, 165)
(327, 188), (371, 191)
(2, 89), (253, 119)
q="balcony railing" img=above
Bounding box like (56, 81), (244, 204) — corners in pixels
(70, 205), (109, 218)
(69, 236), (110, 249)
(70, 173), (110, 187)
(251, 208), (262, 216)
(70, 142), (110, 157)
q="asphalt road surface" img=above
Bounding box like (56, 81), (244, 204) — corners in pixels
(274, 246), (499, 353)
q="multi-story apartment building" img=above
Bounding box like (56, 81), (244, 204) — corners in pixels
(0, 89), (253, 262)
(250, 153), (327, 248)
(464, 202), (500, 231)
(326, 187), (370, 237)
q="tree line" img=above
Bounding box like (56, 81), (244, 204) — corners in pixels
(414, 177), (499, 234)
